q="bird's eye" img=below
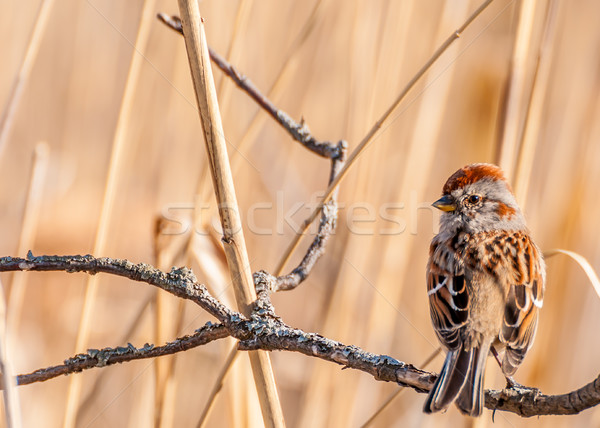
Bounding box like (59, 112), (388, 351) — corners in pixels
(468, 194), (481, 204)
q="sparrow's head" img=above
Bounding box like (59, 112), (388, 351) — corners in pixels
(433, 163), (526, 235)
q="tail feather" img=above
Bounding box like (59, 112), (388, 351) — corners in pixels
(424, 343), (490, 416)
(423, 347), (473, 413)
(455, 343), (489, 416)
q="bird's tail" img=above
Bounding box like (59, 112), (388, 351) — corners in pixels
(455, 343), (489, 416)
(423, 343), (489, 417)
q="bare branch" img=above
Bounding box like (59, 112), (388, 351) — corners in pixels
(14, 323), (229, 386)
(1, 254), (599, 417)
(241, 323), (600, 417)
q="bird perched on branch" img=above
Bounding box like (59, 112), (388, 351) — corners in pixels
(424, 163), (545, 416)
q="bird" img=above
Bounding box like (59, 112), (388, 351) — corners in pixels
(423, 163), (545, 416)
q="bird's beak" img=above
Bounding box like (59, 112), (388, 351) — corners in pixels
(432, 195), (456, 212)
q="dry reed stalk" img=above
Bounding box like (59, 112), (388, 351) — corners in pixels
(296, 244), (376, 427)
(299, 3), (494, 425)
(189, 233), (234, 307)
(511, 2), (600, 404)
(193, 0), (323, 226)
(62, 0), (158, 426)
(189, 238), (260, 427)
(193, 0), (255, 223)
(154, 297), (186, 428)
(175, 1), (285, 426)
(154, 227), (240, 426)
(154, 227), (192, 428)
(274, 0), (495, 276)
(7, 142), (49, 334)
(216, 0), (254, 116)
(513, 0), (560, 205)
(186, 204), (257, 426)
(496, 0), (541, 179)
(76, 295), (154, 423)
(544, 250), (600, 299)
(227, 352), (263, 427)
(349, 3), (473, 423)
(0, 278), (21, 428)
(297, 2), (414, 425)
(126, 371), (155, 428)
(190, 238), (245, 424)
(196, 345), (239, 428)
(296, 9), (375, 423)
(0, 0), (55, 157)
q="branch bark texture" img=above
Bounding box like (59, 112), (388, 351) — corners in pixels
(1, 254), (599, 418)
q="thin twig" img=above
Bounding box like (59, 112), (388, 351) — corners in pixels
(13, 323), (229, 387)
(157, 13), (343, 160)
(0, 254), (237, 323)
(271, 142), (346, 286)
(174, 3), (285, 426)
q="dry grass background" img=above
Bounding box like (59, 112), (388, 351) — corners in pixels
(1, 0), (600, 427)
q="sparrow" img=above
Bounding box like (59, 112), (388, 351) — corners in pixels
(423, 163), (545, 416)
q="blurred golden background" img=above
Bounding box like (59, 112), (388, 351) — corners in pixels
(1, 0), (600, 427)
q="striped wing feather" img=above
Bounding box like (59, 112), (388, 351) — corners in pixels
(427, 243), (469, 350)
(499, 234), (545, 375)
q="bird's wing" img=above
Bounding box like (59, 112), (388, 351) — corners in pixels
(427, 242), (469, 350)
(497, 232), (545, 375)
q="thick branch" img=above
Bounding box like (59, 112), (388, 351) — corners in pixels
(241, 313), (600, 417)
(2, 254), (599, 417)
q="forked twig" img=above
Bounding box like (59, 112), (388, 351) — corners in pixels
(158, 11), (347, 292)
